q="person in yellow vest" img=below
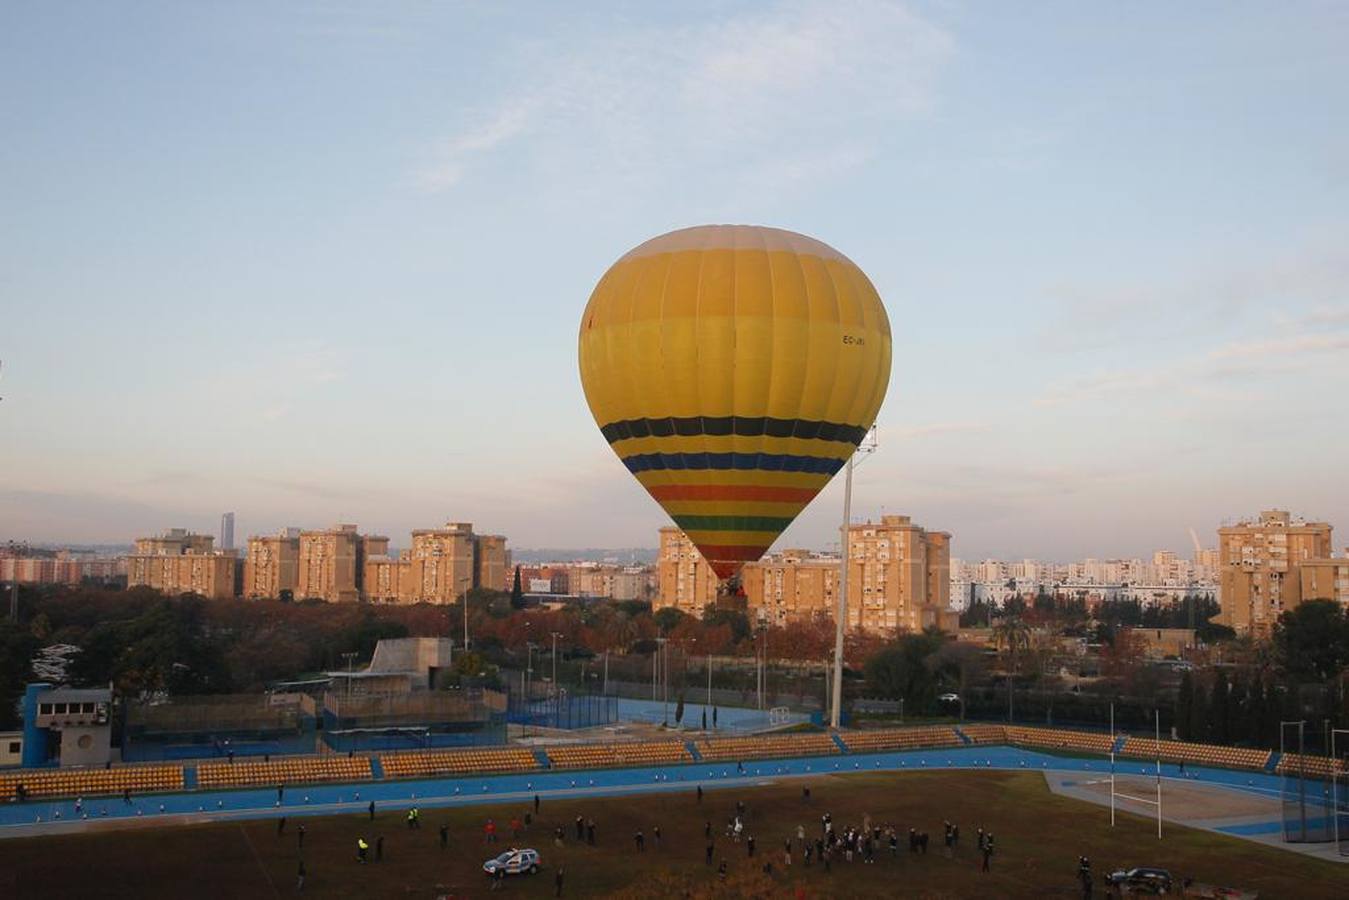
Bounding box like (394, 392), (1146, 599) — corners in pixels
(357, 837), (369, 864)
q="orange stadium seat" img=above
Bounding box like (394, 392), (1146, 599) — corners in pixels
(1005, 726), (1116, 755)
(697, 733), (839, 762)
(1275, 753), (1344, 779)
(545, 741), (692, 769)
(0, 764), (184, 801)
(380, 747), (539, 780)
(959, 724), (1008, 745)
(196, 755), (373, 789)
(1119, 737), (1270, 772)
(838, 727), (961, 753)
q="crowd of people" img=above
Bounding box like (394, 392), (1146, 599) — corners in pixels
(264, 771), (1090, 895)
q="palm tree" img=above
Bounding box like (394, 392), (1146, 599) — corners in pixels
(993, 616), (1031, 723)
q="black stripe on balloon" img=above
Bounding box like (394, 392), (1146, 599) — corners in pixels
(620, 452), (845, 476)
(600, 416), (868, 446)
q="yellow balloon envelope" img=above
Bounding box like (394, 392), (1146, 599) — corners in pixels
(578, 225), (892, 580)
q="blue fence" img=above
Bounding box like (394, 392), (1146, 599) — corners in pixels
(507, 691), (617, 730)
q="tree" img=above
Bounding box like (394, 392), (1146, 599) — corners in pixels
(1176, 670), (1195, 741)
(702, 606), (751, 645)
(927, 640), (987, 721)
(863, 631), (945, 711)
(653, 607), (687, 635)
(510, 566), (525, 610)
(0, 619), (39, 730)
(1207, 669), (1231, 745)
(992, 616), (1031, 722)
(1274, 600), (1349, 682)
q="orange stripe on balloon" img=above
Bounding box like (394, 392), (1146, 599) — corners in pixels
(647, 485), (818, 503)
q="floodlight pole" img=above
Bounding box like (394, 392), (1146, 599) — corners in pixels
(1332, 728), (1348, 851)
(551, 632), (560, 698)
(1110, 703), (1116, 827)
(1155, 708), (1162, 839)
(830, 456), (853, 730)
(830, 427), (876, 731)
(706, 653), (712, 709)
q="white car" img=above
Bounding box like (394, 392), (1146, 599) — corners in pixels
(938, 693), (960, 703)
(483, 848), (541, 877)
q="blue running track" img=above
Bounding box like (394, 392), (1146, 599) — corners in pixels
(0, 745), (1299, 837)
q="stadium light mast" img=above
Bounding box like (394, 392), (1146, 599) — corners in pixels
(830, 427), (877, 730)
(550, 632), (561, 698)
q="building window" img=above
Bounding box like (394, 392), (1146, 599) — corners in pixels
(7, 741), (18, 753)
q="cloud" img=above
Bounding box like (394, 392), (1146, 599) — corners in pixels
(1037, 238), (1349, 353)
(1037, 328), (1349, 406)
(888, 421), (989, 440)
(416, 101), (535, 191)
(415, 0), (953, 195)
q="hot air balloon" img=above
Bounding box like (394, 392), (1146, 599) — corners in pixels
(578, 224), (892, 583)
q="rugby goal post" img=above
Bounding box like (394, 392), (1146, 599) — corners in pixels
(1109, 706), (1163, 839)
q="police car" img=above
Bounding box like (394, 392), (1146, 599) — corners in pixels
(482, 848), (541, 877)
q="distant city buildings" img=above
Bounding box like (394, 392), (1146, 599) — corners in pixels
(656, 514), (957, 635)
(949, 543), (1223, 612)
(1215, 509), (1337, 637)
(515, 561), (653, 601)
(0, 546), (125, 586)
(124, 520), (508, 604)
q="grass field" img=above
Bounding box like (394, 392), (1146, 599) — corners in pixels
(0, 770), (1341, 898)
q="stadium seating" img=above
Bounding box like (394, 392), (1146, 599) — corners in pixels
(0, 764), (183, 801)
(698, 733), (839, 761)
(380, 747), (539, 779)
(1274, 753), (1346, 779)
(959, 724), (1008, 745)
(544, 740), (692, 769)
(1005, 726), (1115, 755)
(1119, 737), (1270, 771)
(838, 727), (961, 753)
(197, 755), (372, 789)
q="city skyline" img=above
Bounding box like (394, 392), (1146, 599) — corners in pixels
(3, 3), (1348, 558)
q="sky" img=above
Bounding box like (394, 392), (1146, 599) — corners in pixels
(2, 1), (1347, 560)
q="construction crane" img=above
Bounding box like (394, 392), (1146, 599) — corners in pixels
(1186, 528), (1206, 632)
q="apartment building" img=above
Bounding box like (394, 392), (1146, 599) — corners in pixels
(848, 515), (957, 633)
(656, 526), (719, 615)
(474, 533), (510, 593)
(1216, 509), (1334, 636)
(297, 525), (388, 603)
(242, 529), (301, 599)
(361, 522), (511, 604)
(1300, 552), (1349, 611)
(126, 529), (236, 600)
(741, 549), (839, 626)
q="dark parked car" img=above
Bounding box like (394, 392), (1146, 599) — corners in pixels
(1106, 866), (1173, 894)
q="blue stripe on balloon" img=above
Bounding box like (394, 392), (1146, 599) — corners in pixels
(620, 452), (845, 475)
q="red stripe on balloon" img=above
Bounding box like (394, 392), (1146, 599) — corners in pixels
(647, 485), (818, 503)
